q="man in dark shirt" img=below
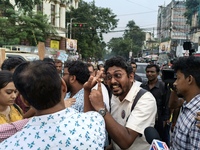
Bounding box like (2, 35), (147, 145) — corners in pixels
(130, 61), (142, 82)
(140, 64), (170, 145)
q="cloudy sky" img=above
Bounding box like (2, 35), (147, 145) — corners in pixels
(86, 0), (173, 42)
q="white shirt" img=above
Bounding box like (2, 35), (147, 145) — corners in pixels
(111, 83), (157, 150)
(93, 83), (110, 111)
(134, 80), (142, 87)
(0, 108), (106, 149)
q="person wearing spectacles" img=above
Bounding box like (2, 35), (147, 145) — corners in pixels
(63, 60), (90, 112)
(84, 56), (157, 150)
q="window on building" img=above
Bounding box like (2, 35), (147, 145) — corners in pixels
(37, 3), (43, 13)
(51, 4), (55, 25)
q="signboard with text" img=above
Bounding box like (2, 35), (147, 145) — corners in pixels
(50, 40), (60, 50)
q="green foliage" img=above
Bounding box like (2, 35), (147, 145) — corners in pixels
(17, 12), (57, 45)
(67, 0), (118, 60)
(107, 38), (128, 58)
(184, 0), (200, 25)
(14, 0), (42, 12)
(0, 1), (56, 46)
(107, 20), (145, 59)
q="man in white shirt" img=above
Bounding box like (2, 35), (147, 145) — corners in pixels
(84, 56), (157, 150)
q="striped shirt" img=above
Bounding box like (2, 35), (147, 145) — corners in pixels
(171, 94), (200, 150)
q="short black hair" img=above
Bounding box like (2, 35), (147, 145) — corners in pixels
(43, 57), (55, 64)
(1, 58), (25, 71)
(146, 64), (160, 73)
(54, 59), (62, 64)
(104, 56), (133, 75)
(130, 60), (137, 68)
(13, 60), (62, 110)
(0, 70), (13, 89)
(64, 60), (90, 84)
(172, 56), (200, 88)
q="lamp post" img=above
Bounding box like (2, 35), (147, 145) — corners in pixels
(70, 18), (76, 39)
(66, 23), (70, 39)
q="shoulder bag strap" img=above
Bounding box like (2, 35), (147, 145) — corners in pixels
(126, 88), (147, 122)
(131, 88), (147, 111)
(13, 103), (23, 115)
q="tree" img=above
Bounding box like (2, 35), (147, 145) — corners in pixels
(107, 20), (145, 59)
(124, 20), (145, 54)
(0, 1), (57, 46)
(17, 11), (57, 46)
(184, 0), (200, 25)
(67, 0), (118, 60)
(107, 37), (129, 59)
(0, 0), (42, 13)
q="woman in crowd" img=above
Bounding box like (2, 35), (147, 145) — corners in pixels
(0, 70), (23, 124)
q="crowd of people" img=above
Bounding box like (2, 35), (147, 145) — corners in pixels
(0, 55), (199, 149)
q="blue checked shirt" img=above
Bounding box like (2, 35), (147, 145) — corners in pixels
(171, 94), (200, 150)
(65, 88), (84, 112)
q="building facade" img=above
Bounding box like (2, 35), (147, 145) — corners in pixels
(157, 0), (190, 56)
(189, 8), (200, 53)
(39, 0), (79, 50)
(9, 0), (79, 50)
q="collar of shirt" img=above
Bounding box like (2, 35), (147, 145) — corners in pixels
(143, 79), (160, 89)
(182, 94), (200, 110)
(123, 83), (141, 103)
(65, 88), (84, 99)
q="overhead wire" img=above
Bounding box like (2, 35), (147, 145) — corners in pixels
(117, 11), (157, 17)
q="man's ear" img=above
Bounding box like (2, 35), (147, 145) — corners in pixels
(61, 78), (67, 93)
(129, 72), (134, 82)
(69, 75), (76, 83)
(20, 94), (30, 107)
(188, 75), (194, 85)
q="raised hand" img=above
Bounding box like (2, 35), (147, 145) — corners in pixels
(84, 68), (104, 91)
(88, 82), (105, 111)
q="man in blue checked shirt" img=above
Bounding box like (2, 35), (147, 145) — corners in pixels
(63, 60), (90, 112)
(171, 56), (200, 150)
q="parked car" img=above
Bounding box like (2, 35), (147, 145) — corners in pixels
(135, 62), (149, 83)
(136, 62), (162, 83)
(5, 52), (39, 61)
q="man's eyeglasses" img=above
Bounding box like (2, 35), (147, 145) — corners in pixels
(106, 73), (124, 80)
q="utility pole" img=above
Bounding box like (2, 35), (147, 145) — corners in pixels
(70, 18), (76, 39)
(158, 5), (163, 52)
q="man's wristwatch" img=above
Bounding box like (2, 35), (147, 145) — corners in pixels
(98, 108), (107, 117)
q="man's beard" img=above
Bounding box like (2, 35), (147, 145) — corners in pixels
(148, 76), (157, 82)
(66, 80), (71, 93)
(67, 85), (71, 93)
